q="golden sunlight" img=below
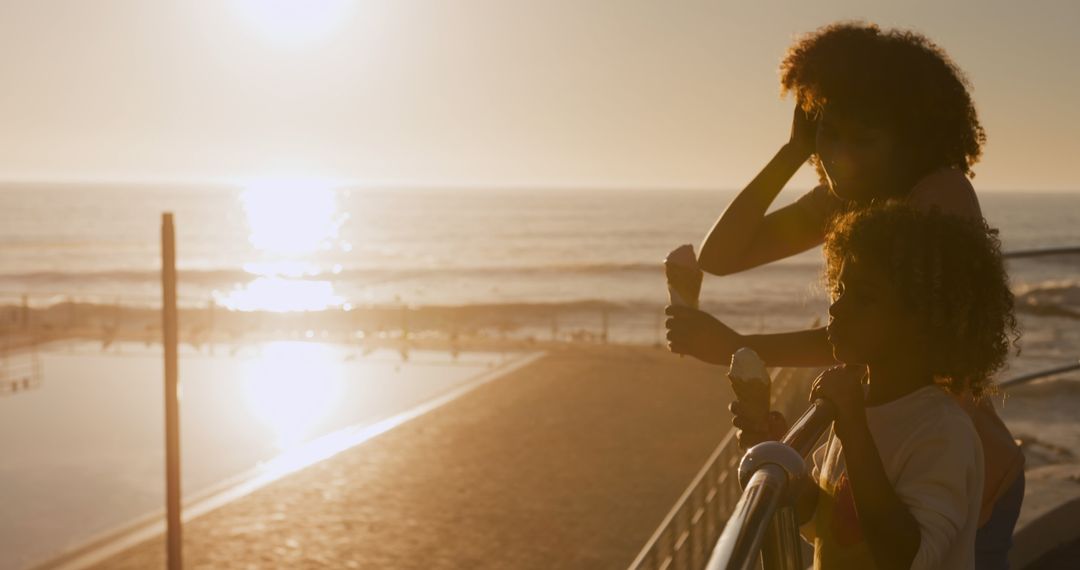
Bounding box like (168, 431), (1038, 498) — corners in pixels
(242, 341), (345, 450)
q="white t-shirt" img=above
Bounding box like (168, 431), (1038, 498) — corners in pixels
(801, 385), (985, 569)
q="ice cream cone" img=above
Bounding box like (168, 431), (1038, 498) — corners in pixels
(728, 347), (771, 426)
(665, 244), (703, 309)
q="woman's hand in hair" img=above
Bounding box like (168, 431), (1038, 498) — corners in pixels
(664, 305), (744, 365)
(787, 103), (818, 159)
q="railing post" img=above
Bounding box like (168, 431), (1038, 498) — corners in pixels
(707, 400), (834, 570)
(761, 505), (802, 570)
(707, 463), (788, 570)
(161, 213), (182, 570)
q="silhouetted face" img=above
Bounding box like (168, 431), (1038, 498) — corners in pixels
(826, 259), (916, 365)
(816, 108), (903, 203)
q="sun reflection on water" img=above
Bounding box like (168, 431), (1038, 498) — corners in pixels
(242, 341), (344, 450)
(241, 179), (344, 256)
(215, 277), (344, 312)
(215, 179), (349, 312)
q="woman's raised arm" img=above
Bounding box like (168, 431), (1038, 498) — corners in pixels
(698, 106), (823, 275)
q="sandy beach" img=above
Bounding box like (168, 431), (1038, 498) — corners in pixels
(79, 344), (732, 569)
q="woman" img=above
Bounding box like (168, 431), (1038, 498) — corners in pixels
(665, 22), (1024, 569)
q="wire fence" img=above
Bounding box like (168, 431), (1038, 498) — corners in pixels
(0, 289), (677, 397)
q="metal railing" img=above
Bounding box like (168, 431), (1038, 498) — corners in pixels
(1002, 245), (1080, 259)
(0, 329), (42, 395)
(627, 366), (820, 570)
(0, 290), (681, 350)
(998, 359), (1080, 389)
(705, 399), (835, 570)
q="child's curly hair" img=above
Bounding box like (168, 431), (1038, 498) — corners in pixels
(781, 22), (986, 185)
(824, 202), (1019, 397)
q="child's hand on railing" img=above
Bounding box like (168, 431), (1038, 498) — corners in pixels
(729, 400), (788, 450)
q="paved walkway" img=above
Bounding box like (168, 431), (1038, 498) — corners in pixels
(88, 345), (732, 569)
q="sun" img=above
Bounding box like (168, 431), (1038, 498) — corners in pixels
(229, 0), (355, 47)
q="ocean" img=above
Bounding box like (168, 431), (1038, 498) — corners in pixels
(1, 183), (1077, 338)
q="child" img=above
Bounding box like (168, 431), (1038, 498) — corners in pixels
(665, 22), (1024, 567)
(744, 202), (1017, 569)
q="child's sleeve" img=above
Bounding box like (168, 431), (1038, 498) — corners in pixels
(895, 419), (984, 570)
(798, 441), (829, 543)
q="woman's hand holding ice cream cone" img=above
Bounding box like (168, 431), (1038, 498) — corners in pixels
(664, 305), (744, 365)
(665, 244), (703, 309)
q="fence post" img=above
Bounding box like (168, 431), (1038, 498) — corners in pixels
(21, 294), (29, 331)
(161, 213), (183, 570)
(207, 297), (215, 350)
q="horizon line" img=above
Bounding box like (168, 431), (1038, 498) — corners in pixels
(0, 176), (1077, 194)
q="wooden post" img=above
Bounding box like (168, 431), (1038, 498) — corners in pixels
(161, 213), (182, 570)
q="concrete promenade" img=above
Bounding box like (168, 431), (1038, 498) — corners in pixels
(89, 344), (732, 569)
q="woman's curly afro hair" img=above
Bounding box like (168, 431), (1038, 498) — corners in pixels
(824, 202), (1020, 398)
(781, 22), (986, 180)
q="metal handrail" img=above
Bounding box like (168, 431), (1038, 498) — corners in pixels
(1002, 245), (1080, 259)
(777, 399), (836, 458)
(707, 464), (787, 570)
(706, 399), (835, 570)
(999, 360), (1080, 389)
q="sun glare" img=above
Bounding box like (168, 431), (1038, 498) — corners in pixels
(240, 179), (344, 256)
(214, 277), (344, 312)
(229, 0), (355, 47)
(214, 178), (348, 312)
(243, 341), (345, 450)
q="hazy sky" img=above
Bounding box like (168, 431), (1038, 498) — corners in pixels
(1, 0), (1078, 191)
